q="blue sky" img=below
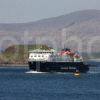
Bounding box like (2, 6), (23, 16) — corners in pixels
(0, 0), (100, 23)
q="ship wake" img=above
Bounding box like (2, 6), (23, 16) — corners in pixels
(25, 70), (46, 74)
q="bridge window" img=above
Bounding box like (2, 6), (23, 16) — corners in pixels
(34, 55), (36, 57)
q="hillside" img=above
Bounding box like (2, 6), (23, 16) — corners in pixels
(0, 10), (100, 52)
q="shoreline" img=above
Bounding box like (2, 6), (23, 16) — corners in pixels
(0, 64), (28, 67)
(88, 59), (100, 62)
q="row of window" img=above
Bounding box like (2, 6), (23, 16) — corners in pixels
(30, 55), (48, 58)
(32, 52), (53, 53)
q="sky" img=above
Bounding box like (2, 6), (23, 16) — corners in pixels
(0, 0), (100, 23)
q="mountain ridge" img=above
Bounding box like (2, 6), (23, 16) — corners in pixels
(0, 9), (100, 52)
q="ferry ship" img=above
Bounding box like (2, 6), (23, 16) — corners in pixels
(28, 48), (89, 73)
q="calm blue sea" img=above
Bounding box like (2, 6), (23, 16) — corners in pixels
(0, 61), (100, 100)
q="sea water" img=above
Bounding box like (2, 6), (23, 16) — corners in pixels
(0, 61), (100, 100)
